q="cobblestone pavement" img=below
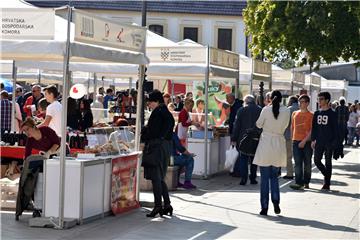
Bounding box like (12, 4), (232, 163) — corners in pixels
(1, 147), (359, 240)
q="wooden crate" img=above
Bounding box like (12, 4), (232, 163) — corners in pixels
(139, 166), (179, 191)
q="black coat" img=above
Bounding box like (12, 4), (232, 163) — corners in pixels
(142, 104), (175, 180)
(228, 99), (243, 134)
(231, 102), (262, 144)
(78, 111), (93, 131)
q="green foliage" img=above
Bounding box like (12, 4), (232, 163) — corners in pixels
(243, 1), (360, 67)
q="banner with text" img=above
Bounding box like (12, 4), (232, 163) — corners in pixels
(0, 8), (54, 40)
(293, 72), (305, 84)
(210, 47), (239, 70)
(147, 47), (206, 64)
(74, 10), (146, 53)
(310, 75), (321, 87)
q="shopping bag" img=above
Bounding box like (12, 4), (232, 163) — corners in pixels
(225, 146), (238, 171)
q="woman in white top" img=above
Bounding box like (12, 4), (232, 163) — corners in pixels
(347, 104), (358, 145)
(38, 85), (62, 137)
(253, 90), (290, 216)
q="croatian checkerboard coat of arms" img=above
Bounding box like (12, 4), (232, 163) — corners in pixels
(160, 48), (170, 61)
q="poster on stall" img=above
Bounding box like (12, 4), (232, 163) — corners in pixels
(111, 154), (140, 214)
(193, 80), (233, 127)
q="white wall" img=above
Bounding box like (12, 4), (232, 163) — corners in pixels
(347, 86), (360, 103)
(90, 10), (246, 55)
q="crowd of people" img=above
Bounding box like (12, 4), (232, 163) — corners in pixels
(1, 80), (359, 218)
(229, 91), (359, 216)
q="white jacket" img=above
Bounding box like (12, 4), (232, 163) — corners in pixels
(253, 105), (290, 167)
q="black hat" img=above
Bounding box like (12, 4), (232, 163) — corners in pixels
(148, 90), (164, 103)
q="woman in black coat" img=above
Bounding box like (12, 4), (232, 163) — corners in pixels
(78, 99), (93, 131)
(141, 90), (175, 217)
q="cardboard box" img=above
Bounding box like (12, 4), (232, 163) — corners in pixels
(140, 166), (179, 191)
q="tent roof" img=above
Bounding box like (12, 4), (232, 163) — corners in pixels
(1, 5), (149, 65)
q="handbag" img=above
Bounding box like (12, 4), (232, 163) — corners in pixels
(237, 128), (262, 156)
(141, 141), (162, 167)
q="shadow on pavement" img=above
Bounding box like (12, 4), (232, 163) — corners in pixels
(309, 178), (348, 186)
(263, 215), (358, 233)
(1, 208), (236, 240)
(332, 172), (360, 180)
(305, 188), (360, 200)
(171, 194), (258, 217)
(332, 162), (360, 174)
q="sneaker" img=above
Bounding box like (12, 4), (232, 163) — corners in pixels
(177, 182), (184, 188)
(304, 184), (310, 189)
(321, 184), (330, 191)
(283, 176), (294, 180)
(290, 184), (304, 190)
(183, 181), (197, 189)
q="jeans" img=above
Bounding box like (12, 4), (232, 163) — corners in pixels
(285, 140), (294, 176)
(260, 166), (280, 209)
(293, 141), (313, 186)
(347, 127), (356, 145)
(314, 144), (333, 186)
(239, 153), (257, 183)
(152, 178), (170, 207)
(174, 154), (194, 181)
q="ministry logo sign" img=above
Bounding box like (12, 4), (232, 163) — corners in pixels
(161, 48), (170, 61)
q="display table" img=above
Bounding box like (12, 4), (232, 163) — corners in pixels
(187, 137), (219, 178)
(0, 146), (39, 160)
(44, 152), (141, 224)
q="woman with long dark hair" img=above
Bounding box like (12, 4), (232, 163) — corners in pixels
(78, 99), (93, 131)
(141, 90), (175, 217)
(253, 90), (290, 216)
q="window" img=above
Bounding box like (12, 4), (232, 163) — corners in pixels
(183, 27), (198, 42)
(217, 28), (232, 51)
(149, 24), (164, 36)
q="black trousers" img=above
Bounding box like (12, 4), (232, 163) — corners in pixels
(314, 144), (333, 186)
(152, 178), (170, 207)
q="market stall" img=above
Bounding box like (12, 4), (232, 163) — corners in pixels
(1, 3), (147, 228)
(292, 71), (306, 95)
(144, 43), (239, 178)
(272, 65), (292, 97)
(305, 73), (322, 111)
(44, 151), (141, 223)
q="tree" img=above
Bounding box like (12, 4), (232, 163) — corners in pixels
(243, 1), (360, 68)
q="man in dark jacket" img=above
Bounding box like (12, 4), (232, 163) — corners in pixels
(226, 94), (243, 135)
(311, 92), (341, 191)
(336, 97), (349, 145)
(231, 95), (262, 185)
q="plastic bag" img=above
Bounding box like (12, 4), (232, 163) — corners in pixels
(225, 146), (238, 172)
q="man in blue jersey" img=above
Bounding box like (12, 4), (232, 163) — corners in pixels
(311, 92), (341, 191)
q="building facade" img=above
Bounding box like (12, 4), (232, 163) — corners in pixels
(28, 1), (249, 55)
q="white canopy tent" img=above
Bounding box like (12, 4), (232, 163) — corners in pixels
(1, 2), (148, 229)
(272, 65), (292, 96)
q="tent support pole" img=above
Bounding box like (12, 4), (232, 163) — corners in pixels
(58, 6), (72, 230)
(250, 59), (254, 95)
(94, 73), (97, 95)
(11, 61), (17, 132)
(291, 69), (294, 95)
(204, 46), (210, 179)
(135, 65), (145, 202)
(235, 54), (240, 99)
